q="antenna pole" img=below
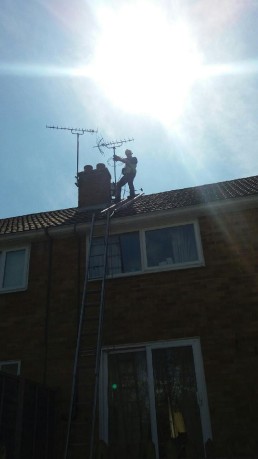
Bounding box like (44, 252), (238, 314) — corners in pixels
(46, 125), (97, 194)
(94, 137), (134, 188)
(113, 146), (117, 185)
(73, 131), (85, 187)
(77, 133), (79, 181)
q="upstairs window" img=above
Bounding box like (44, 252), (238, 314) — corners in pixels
(89, 232), (141, 278)
(89, 222), (203, 279)
(0, 248), (30, 293)
(145, 223), (200, 268)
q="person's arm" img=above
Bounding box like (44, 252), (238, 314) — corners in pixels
(114, 155), (126, 163)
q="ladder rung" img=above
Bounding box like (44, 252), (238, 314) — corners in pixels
(82, 330), (98, 342)
(80, 350), (97, 357)
(77, 365), (95, 372)
(81, 329), (98, 335)
(69, 442), (89, 447)
(84, 315), (99, 321)
(80, 351), (96, 358)
(81, 335), (98, 342)
(86, 301), (99, 308)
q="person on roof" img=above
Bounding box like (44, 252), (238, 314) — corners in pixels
(114, 149), (138, 202)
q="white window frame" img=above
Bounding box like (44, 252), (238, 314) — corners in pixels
(0, 246), (30, 293)
(0, 360), (21, 375)
(99, 338), (212, 458)
(142, 220), (205, 272)
(89, 220), (204, 279)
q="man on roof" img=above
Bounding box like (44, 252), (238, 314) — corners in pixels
(114, 149), (138, 202)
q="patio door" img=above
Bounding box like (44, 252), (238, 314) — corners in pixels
(100, 339), (211, 458)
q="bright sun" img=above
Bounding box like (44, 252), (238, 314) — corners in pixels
(88, 2), (203, 126)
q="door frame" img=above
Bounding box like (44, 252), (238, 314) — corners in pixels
(99, 338), (212, 458)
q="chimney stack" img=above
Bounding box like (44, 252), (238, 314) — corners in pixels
(78, 163), (111, 209)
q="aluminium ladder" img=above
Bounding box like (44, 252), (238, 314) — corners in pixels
(64, 194), (143, 459)
(64, 210), (111, 459)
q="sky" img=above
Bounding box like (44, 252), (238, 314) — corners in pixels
(1, 0), (258, 218)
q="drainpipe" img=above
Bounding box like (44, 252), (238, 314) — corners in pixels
(43, 228), (53, 385)
(73, 224), (82, 326)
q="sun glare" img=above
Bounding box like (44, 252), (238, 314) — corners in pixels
(89, 2), (203, 126)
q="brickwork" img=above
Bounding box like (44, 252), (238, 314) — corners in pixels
(1, 206), (258, 457)
(78, 163), (111, 208)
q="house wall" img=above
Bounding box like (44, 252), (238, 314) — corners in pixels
(1, 206), (258, 457)
(0, 236), (81, 457)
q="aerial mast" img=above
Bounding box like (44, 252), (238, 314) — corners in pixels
(46, 125), (97, 188)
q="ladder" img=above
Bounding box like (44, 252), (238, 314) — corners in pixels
(64, 194), (143, 458)
(64, 210), (111, 459)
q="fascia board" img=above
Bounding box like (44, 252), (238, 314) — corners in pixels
(0, 229), (46, 246)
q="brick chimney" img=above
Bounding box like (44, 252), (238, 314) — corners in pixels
(78, 163), (111, 209)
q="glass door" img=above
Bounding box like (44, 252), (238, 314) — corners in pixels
(151, 345), (204, 458)
(107, 350), (151, 458)
(100, 339), (211, 458)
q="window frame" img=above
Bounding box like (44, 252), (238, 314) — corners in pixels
(0, 360), (21, 375)
(99, 338), (212, 457)
(0, 246), (30, 293)
(142, 220), (204, 272)
(89, 220), (204, 280)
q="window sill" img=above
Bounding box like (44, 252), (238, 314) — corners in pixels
(0, 286), (28, 294)
(90, 260), (205, 281)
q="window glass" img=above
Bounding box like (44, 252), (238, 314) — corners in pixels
(145, 224), (199, 267)
(104, 342), (207, 459)
(152, 346), (204, 458)
(0, 361), (20, 375)
(3, 249), (26, 288)
(108, 351), (151, 458)
(89, 232), (141, 278)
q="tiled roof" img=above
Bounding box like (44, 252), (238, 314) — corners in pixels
(1, 175), (258, 235)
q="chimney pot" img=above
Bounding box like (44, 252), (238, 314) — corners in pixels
(96, 163), (106, 171)
(84, 165), (93, 172)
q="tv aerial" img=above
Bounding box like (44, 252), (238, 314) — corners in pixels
(46, 125), (98, 187)
(94, 137), (134, 185)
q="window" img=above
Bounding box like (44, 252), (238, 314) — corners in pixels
(89, 232), (141, 278)
(0, 247), (30, 292)
(0, 360), (21, 375)
(100, 339), (212, 459)
(89, 222), (203, 279)
(145, 223), (200, 268)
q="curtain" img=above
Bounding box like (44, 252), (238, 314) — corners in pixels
(170, 225), (198, 264)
